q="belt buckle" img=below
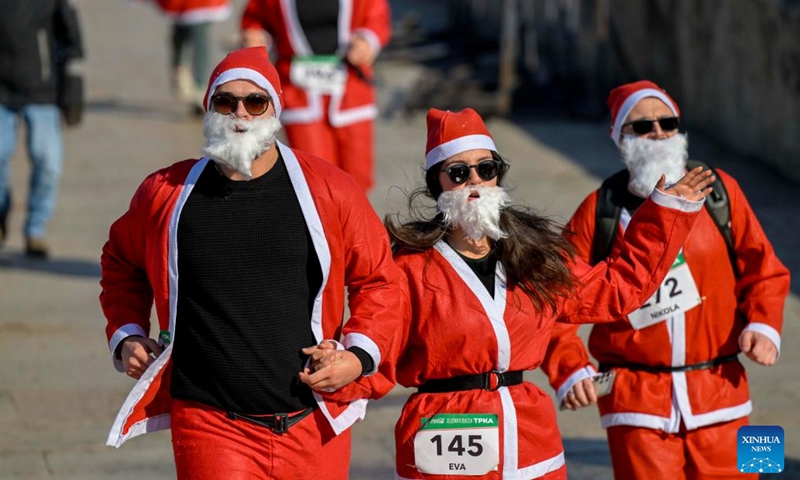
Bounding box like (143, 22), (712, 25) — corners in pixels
(273, 413), (288, 434)
(484, 370), (504, 391)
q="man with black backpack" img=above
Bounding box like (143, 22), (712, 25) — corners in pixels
(542, 80), (790, 479)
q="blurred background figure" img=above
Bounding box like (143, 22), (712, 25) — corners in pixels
(139, 0), (231, 115)
(240, 0), (392, 192)
(0, 0), (84, 259)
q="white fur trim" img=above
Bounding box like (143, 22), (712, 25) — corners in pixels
(650, 187), (705, 212)
(683, 400), (752, 430)
(434, 241), (509, 371)
(170, 5), (230, 25)
(328, 93), (377, 126)
(611, 89), (679, 147)
(339, 0), (353, 49)
(279, 142), (331, 343)
(556, 366), (597, 405)
(314, 393), (368, 435)
(281, 0), (312, 55)
(107, 344), (174, 447)
(601, 412), (672, 430)
(425, 134), (497, 170)
(206, 68), (282, 117)
(343, 333), (381, 376)
(517, 451), (566, 479)
(500, 388), (519, 475)
(279, 92), (323, 124)
(109, 323), (148, 372)
(742, 323), (782, 357)
(352, 28), (382, 57)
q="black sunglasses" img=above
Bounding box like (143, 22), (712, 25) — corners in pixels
(440, 159), (501, 185)
(623, 116), (680, 135)
(211, 92), (272, 116)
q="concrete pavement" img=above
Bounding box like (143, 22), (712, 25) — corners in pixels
(0, 0), (798, 478)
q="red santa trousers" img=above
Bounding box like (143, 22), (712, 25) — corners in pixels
(606, 416), (757, 480)
(283, 98), (374, 192)
(171, 399), (351, 480)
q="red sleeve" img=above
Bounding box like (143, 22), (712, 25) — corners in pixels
(723, 171), (790, 333)
(318, 180), (409, 402)
(560, 194), (702, 324)
(353, 0), (391, 48)
(240, 0), (275, 32)
(99, 171), (164, 343)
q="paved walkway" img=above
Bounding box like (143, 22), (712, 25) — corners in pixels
(0, 1), (797, 478)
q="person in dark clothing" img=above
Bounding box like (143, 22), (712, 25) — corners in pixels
(0, 0), (84, 258)
(99, 47), (407, 479)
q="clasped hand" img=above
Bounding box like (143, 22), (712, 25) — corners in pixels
(298, 340), (363, 392)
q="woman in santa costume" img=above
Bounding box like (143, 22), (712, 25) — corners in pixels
(240, 0), (391, 191)
(383, 107), (716, 479)
(542, 81), (790, 479)
(100, 47), (406, 479)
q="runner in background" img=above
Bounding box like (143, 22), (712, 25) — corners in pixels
(138, 0), (231, 115)
(241, 0), (391, 192)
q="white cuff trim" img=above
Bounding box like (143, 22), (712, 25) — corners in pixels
(343, 332), (381, 376)
(556, 366), (597, 405)
(650, 188), (705, 212)
(742, 323), (782, 358)
(109, 323), (148, 372)
(352, 28), (382, 57)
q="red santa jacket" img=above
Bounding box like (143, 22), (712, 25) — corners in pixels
(100, 142), (406, 447)
(393, 192), (704, 479)
(542, 169), (790, 433)
(153, 0), (230, 24)
(241, 0), (391, 126)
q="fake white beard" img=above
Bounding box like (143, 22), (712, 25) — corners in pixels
(620, 133), (689, 198)
(437, 185), (512, 241)
(201, 112), (282, 179)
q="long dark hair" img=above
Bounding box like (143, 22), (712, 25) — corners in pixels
(385, 153), (577, 314)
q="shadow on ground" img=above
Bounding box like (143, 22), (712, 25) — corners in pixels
(0, 251), (100, 278)
(86, 98), (190, 123)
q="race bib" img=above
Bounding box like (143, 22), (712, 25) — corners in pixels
(627, 252), (702, 330)
(414, 414), (499, 476)
(290, 55), (346, 96)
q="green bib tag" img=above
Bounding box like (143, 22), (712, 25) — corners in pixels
(159, 330), (171, 345)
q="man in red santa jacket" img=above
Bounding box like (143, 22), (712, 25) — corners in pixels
(99, 47), (407, 479)
(542, 80), (790, 479)
(240, 0), (391, 192)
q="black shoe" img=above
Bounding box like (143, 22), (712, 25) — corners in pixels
(25, 237), (49, 259)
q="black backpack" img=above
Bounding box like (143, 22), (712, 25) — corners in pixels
(591, 160), (738, 276)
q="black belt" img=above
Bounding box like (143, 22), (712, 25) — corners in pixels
(418, 370), (524, 393)
(599, 353), (740, 374)
(226, 406), (316, 434)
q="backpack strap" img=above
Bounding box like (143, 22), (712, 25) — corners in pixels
(686, 160), (739, 277)
(592, 161), (738, 276)
(591, 169), (627, 265)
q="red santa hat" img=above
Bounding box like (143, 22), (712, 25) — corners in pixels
(203, 47), (283, 117)
(425, 108), (497, 170)
(607, 80), (680, 147)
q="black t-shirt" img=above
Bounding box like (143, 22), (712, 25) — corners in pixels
(455, 248), (497, 297)
(170, 156), (322, 414)
(296, 0), (339, 55)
